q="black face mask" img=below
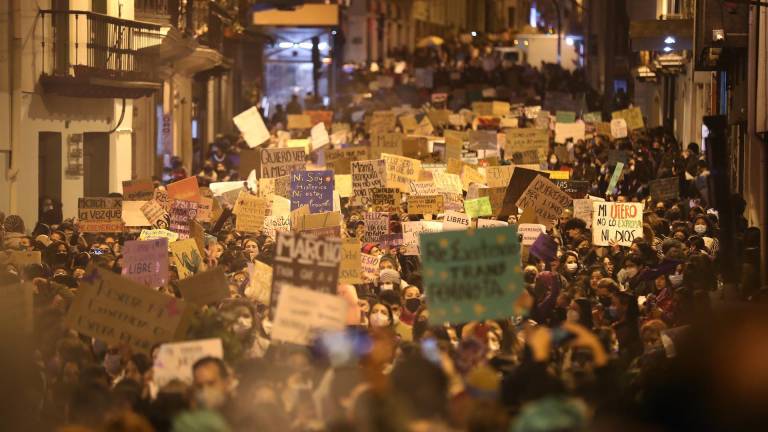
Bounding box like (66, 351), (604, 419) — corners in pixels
(405, 298), (421, 313)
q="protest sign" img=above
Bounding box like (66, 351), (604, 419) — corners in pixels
(583, 111), (602, 123)
(407, 195), (444, 215)
(420, 226), (524, 324)
(292, 210), (341, 235)
(501, 167), (548, 215)
(234, 106), (270, 148)
(246, 261), (273, 305)
(65, 266), (189, 353)
(257, 175), (291, 199)
(140, 200), (169, 229)
(245, 147), (306, 179)
(362, 212), (390, 243)
(170, 239), (205, 280)
(573, 196), (604, 228)
(287, 114), (313, 130)
(272, 285), (348, 346)
(515, 175), (573, 223)
(554, 121), (586, 144)
(382, 154), (422, 192)
(409, 181), (439, 196)
(427, 109), (451, 127)
(369, 110), (397, 133)
(606, 162), (625, 195)
(649, 177), (680, 201)
(176, 268), (229, 306)
(468, 130), (497, 151)
(399, 114), (418, 133)
(122, 238), (169, 287)
(461, 164), (486, 191)
(370, 132), (404, 159)
(530, 234), (558, 262)
(518, 223), (546, 246)
(535, 111), (551, 129)
(335, 174), (353, 198)
(402, 221), (443, 255)
(310, 122), (330, 149)
(169, 200), (197, 239)
(195, 197), (213, 223)
(464, 196), (493, 218)
(370, 188), (401, 212)
(361, 253), (381, 280)
(122, 178), (154, 201)
(122, 201), (151, 227)
(612, 107), (644, 131)
(500, 117), (519, 128)
(271, 232), (341, 316)
(305, 110), (334, 129)
(154, 339), (223, 387)
(556, 111), (576, 123)
(402, 136), (430, 160)
(0, 282), (33, 334)
(167, 177), (201, 202)
(139, 228), (179, 244)
(610, 118), (628, 139)
(553, 180), (590, 198)
(595, 122), (612, 137)
(78, 197), (123, 232)
(443, 211), (471, 230)
(477, 219), (508, 229)
(504, 128), (549, 162)
(233, 192), (268, 233)
(485, 165), (514, 188)
(592, 202), (645, 247)
(339, 239), (363, 285)
(290, 170), (334, 213)
(324, 146), (369, 174)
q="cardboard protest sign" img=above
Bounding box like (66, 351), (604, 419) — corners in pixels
(554, 121), (586, 144)
(433, 170), (463, 194)
(464, 197), (493, 218)
(233, 192), (268, 233)
(485, 165), (515, 188)
(287, 114), (313, 130)
(271, 232), (341, 315)
(0, 283), (34, 334)
(245, 147), (306, 179)
(292, 210), (341, 236)
(122, 179), (154, 201)
(305, 110), (334, 129)
(122, 201), (151, 227)
(257, 175), (291, 199)
(370, 132), (403, 159)
(167, 177), (201, 202)
(65, 266), (189, 353)
(195, 197), (213, 223)
(339, 239), (363, 284)
(176, 268), (229, 306)
(407, 195), (444, 215)
(350, 159), (387, 206)
(362, 212), (390, 243)
(573, 196), (604, 228)
(530, 233), (558, 262)
(246, 261), (273, 305)
(443, 211), (471, 231)
(170, 239), (205, 280)
(606, 162), (625, 195)
(310, 122), (330, 149)
(468, 130), (498, 151)
(444, 134), (463, 162)
(324, 146), (369, 174)
(369, 110), (396, 133)
(409, 181), (439, 196)
(360, 253), (381, 280)
(504, 128), (549, 162)
(477, 218), (508, 229)
(649, 177), (680, 201)
(592, 202), (644, 247)
(553, 180), (591, 198)
(234, 106), (270, 148)
(382, 154), (422, 192)
(399, 114), (418, 132)
(402, 221), (443, 255)
(402, 136), (430, 160)
(515, 175), (573, 224)
(290, 170), (334, 213)
(78, 197), (123, 232)
(427, 109), (451, 127)
(122, 238), (169, 287)
(169, 200), (197, 239)
(610, 118), (628, 139)
(461, 163), (486, 191)
(556, 111), (576, 123)
(139, 228), (178, 244)
(501, 168), (549, 215)
(583, 111), (602, 123)
(420, 226), (524, 324)
(370, 188), (401, 212)
(154, 339), (223, 387)
(272, 285), (348, 346)
(518, 223), (546, 246)
(140, 200), (169, 229)
(612, 107), (644, 131)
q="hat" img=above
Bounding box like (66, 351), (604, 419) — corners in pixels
(361, 243), (378, 254)
(379, 269), (401, 285)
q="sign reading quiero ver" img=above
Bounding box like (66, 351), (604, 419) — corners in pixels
(419, 226), (525, 324)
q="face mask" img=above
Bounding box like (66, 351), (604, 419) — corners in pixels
(369, 312), (390, 328)
(566, 309), (580, 323)
(669, 274), (683, 287)
(195, 387), (227, 409)
(405, 298), (421, 313)
(103, 353), (122, 376)
(694, 224), (707, 235)
(232, 317), (253, 336)
(625, 267), (639, 279)
(566, 262), (578, 272)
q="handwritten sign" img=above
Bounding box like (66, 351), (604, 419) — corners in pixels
(420, 226), (524, 324)
(573, 195), (604, 228)
(169, 200), (197, 239)
(361, 253), (381, 280)
(370, 188), (401, 212)
(287, 114), (313, 130)
(369, 111), (396, 134)
(649, 177), (680, 201)
(370, 132), (403, 159)
(505, 128), (549, 162)
(443, 211), (471, 231)
(65, 266), (188, 353)
(272, 285), (348, 346)
(122, 238), (169, 287)
(78, 197), (123, 232)
(468, 130), (497, 151)
(382, 153), (422, 192)
(485, 165), (514, 188)
(518, 223), (546, 246)
(139, 228), (179, 243)
(248, 147), (306, 179)
(176, 268), (229, 306)
(122, 179), (154, 201)
(154, 339), (222, 387)
(612, 107), (644, 131)
(407, 195), (444, 215)
(167, 177), (201, 202)
(170, 239), (205, 280)
(464, 196), (493, 218)
(246, 261), (273, 305)
(477, 219), (508, 229)
(339, 239), (363, 284)
(592, 202), (644, 247)
(234, 106), (270, 148)
(515, 175), (573, 223)
(554, 121), (586, 144)
(324, 146), (369, 174)
(610, 118), (628, 139)
(140, 200), (169, 229)
(402, 221), (443, 255)
(553, 180), (590, 198)
(233, 192), (268, 233)
(290, 170), (334, 213)
(362, 212), (389, 243)
(409, 181), (439, 196)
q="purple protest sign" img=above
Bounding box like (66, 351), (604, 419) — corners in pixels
(290, 170), (334, 213)
(122, 238), (169, 287)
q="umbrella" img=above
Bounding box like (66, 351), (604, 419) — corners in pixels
(416, 36), (444, 48)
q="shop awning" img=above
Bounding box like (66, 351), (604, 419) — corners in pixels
(630, 19), (693, 52)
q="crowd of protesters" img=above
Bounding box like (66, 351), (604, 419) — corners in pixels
(0, 40), (766, 432)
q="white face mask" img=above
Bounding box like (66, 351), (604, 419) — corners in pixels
(369, 312), (390, 328)
(625, 267), (639, 279)
(669, 273), (683, 287)
(694, 224), (707, 235)
(566, 262), (578, 272)
(566, 309), (580, 322)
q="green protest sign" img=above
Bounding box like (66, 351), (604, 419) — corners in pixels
(420, 226), (525, 324)
(606, 162), (624, 195)
(463, 197), (493, 218)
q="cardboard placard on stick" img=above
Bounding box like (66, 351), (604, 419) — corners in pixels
(122, 238), (169, 287)
(176, 268), (229, 306)
(515, 175), (573, 224)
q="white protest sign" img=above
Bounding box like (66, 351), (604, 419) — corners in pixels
(477, 219), (509, 229)
(573, 196), (604, 228)
(272, 285), (348, 346)
(361, 253), (381, 280)
(443, 211), (471, 231)
(402, 220), (443, 255)
(234, 106), (270, 148)
(310, 122), (330, 150)
(591, 202), (644, 247)
(518, 223), (546, 246)
(153, 338), (223, 387)
(610, 118), (628, 139)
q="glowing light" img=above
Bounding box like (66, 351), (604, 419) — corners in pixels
(530, 6), (538, 27)
(278, 41), (293, 49)
(664, 36), (676, 44)
(663, 46), (673, 52)
(318, 42), (329, 50)
(565, 37), (574, 46)
(471, 31), (477, 37)
(299, 42), (313, 49)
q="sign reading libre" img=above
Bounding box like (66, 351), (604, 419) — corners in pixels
(592, 202), (644, 247)
(419, 226), (524, 324)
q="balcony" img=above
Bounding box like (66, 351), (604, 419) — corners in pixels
(38, 10), (165, 99)
(135, 0), (180, 27)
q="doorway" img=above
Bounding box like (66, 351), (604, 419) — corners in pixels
(39, 132), (62, 204)
(83, 132), (110, 196)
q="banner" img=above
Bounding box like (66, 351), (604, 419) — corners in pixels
(65, 266), (189, 353)
(176, 268), (229, 306)
(122, 238), (169, 287)
(290, 170), (334, 213)
(592, 202), (644, 247)
(419, 226), (524, 324)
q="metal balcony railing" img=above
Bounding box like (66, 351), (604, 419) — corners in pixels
(38, 9), (165, 83)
